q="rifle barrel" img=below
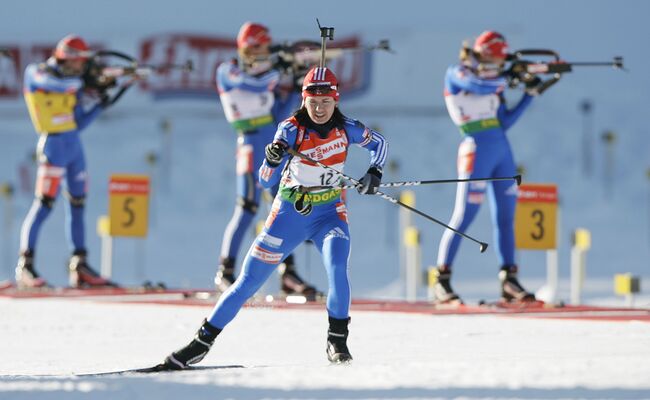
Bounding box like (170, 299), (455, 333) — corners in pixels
(567, 61), (620, 66)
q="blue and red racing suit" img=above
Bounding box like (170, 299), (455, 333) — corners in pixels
(216, 59), (300, 263)
(20, 58), (104, 254)
(207, 114), (387, 327)
(436, 64), (533, 268)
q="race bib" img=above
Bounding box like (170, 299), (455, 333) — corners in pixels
(25, 91), (78, 134)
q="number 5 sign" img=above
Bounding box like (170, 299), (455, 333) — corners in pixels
(108, 174), (150, 237)
(515, 184), (558, 250)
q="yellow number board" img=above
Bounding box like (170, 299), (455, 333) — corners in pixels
(108, 174), (150, 237)
(515, 183), (557, 250)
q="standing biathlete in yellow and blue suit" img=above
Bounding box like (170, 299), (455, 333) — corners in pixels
(16, 35), (114, 289)
(159, 66), (388, 369)
(214, 22), (319, 297)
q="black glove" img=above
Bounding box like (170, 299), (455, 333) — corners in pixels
(265, 142), (286, 167)
(272, 51), (293, 73)
(357, 166), (382, 195)
(523, 75), (542, 96)
(98, 89), (112, 108)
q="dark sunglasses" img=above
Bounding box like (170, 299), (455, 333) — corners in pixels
(304, 85), (335, 95)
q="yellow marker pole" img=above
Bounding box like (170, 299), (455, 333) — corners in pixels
(1, 183), (15, 276)
(403, 226), (420, 302)
(96, 216), (112, 278)
(570, 228), (591, 305)
(400, 191), (415, 298)
(399, 190), (416, 300)
(515, 184), (559, 302)
(426, 266), (440, 301)
(614, 273), (640, 307)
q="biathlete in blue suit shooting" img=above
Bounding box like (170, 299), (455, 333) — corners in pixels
(160, 65), (388, 368)
(214, 22), (320, 297)
(17, 35), (118, 289)
(433, 31), (557, 304)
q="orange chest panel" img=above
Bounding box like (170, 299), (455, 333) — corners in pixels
(296, 127), (349, 166)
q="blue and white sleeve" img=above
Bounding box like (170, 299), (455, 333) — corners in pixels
(25, 64), (83, 93)
(345, 118), (388, 172)
(445, 65), (506, 95)
(497, 93), (533, 131)
(259, 120), (298, 188)
(216, 61), (279, 94)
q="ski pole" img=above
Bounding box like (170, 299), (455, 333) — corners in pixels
(287, 148), (489, 253)
(303, 175), (521, 191)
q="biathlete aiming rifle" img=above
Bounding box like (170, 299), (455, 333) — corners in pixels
(505, 49), (624, 94)
(83, 50), (193, 106)
(270, 20), (392, 88)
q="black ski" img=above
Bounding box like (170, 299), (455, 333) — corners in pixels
(75, 364), (245, 377)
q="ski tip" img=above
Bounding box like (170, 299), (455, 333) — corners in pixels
(134, 363), (178, 373)
(479, 242), (489, 253)
(514, 175), (522, 186)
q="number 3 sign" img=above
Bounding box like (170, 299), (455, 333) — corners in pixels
(515, 184), (558, 250)
(108, 175), (150, 237)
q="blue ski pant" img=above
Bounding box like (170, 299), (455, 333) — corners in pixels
(20, 133), (88, 254)
(209, 197), (351, 328)
(437, 133), (518, 267)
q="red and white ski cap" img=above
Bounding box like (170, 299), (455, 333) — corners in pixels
(54, 35), (93, 61)
(473, 31), (508, 60)
(237, 22), (272, 49)
(301, 67), (339, 101)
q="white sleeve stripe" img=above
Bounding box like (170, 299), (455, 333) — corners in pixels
(379, 135), (388, 165)
(371, 134), (383, 165)
(379, 137), (387, 166)
(370, 132), (387, 166)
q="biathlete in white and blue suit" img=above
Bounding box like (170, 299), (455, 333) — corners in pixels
(433, 31), (551, 304)
(214, 22), (319, 297)
(161, 66), (388, 368)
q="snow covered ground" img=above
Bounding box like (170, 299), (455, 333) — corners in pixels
(1, 297), (649, 400)
(1, 0), (649, 299)
(2, 2), (650, 398)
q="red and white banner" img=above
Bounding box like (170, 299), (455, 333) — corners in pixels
(138, 33), (372, 100)
(0, 34), (372, 100)
(138, 34), (236, 99)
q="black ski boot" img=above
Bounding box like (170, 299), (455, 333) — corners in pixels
(15, 250), (48, 288)
(499, 265), (536, 302)
(432, 265), (462, 304)
(214, 257), (236, 293)
(279, 255), (319, 299)
(326, 317), (352, 364)
(161, 319), (222, 370)
(68, 250), (116, 288)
